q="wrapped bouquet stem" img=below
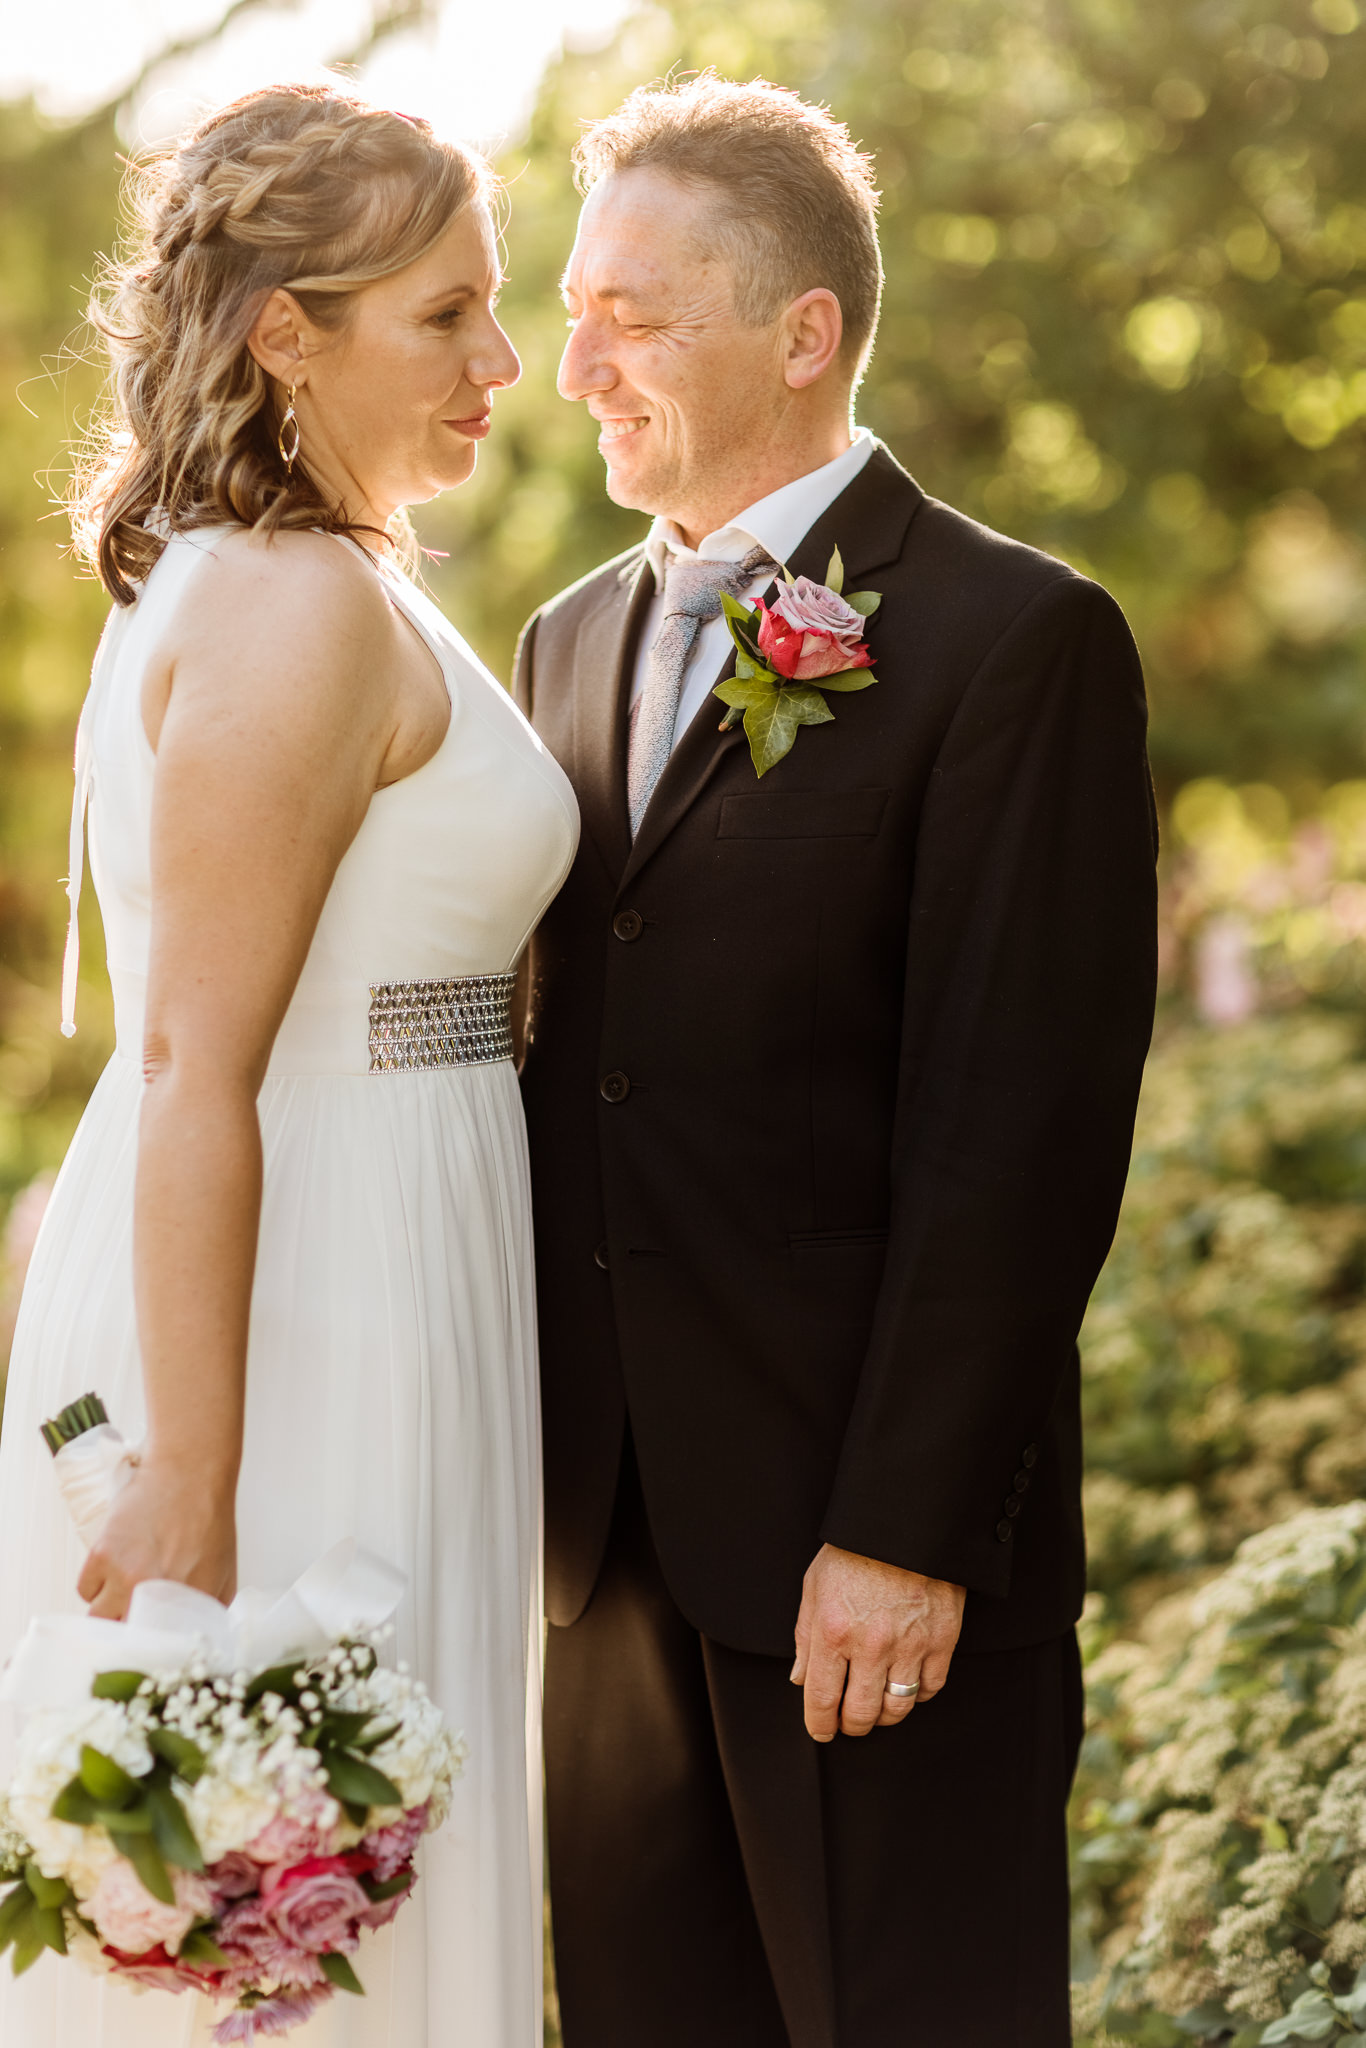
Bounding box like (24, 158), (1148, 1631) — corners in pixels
(0, 1396), (465, 2042)
(40, 1393), (139, 1548)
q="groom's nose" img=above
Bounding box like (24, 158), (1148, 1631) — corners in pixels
(558, 316), (616, 403)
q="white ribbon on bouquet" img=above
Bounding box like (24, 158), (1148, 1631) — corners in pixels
(0, 1540), (406, 1711)
(3, 1406), (403, 1711)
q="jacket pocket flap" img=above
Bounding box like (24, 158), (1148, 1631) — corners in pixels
(717, 788), (890, 840)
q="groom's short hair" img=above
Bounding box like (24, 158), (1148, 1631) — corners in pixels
(573, 74), (883, 375)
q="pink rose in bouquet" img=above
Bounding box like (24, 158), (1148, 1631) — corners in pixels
(207, 1852), (261, 1906)
(88, 1859), (213, 1957)
(262, 1854), (370, 1953)
(756, 577), (873, 682)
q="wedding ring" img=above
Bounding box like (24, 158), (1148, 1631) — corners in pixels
(885, 1679), (920, 1698)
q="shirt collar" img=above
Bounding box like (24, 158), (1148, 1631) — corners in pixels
(644, 428), (875, 590)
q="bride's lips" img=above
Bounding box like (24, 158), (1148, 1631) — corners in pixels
(448, 412), (491, 440)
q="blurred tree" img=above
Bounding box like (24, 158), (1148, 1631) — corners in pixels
(428, 0), (1366, 801)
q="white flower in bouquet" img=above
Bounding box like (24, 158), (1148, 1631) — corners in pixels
(358, 1668), (465, 1819)
(10, 1699), (153, 1895)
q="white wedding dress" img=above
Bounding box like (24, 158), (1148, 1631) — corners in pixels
(0, 529), (579, 2046)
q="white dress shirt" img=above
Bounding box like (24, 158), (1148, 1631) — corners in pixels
(631, 429), (876, 755)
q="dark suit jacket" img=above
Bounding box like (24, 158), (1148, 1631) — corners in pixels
(514, 441), (1158, 1659)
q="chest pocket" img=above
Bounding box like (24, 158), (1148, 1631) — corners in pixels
(716, 788), (890, 840)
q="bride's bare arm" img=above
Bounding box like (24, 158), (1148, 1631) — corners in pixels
(78, 533), (405, 1620)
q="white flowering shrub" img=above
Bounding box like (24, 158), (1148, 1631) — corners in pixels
(1073, 1503), (1366, 2046)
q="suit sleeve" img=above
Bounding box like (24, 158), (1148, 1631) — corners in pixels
(512, 610), (539, 721)
(510, 611), (541, 1065)
(818, 574), (1158, 1600)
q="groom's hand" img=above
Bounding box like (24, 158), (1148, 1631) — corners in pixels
(790, 1544), (966, 1742)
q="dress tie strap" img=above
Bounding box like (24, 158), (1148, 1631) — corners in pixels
(60, 609), (128, 1039)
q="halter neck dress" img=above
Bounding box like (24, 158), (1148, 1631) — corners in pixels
(0, 527), (579, 2048)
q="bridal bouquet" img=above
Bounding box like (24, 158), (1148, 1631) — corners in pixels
(0, 1397), (464, 2042)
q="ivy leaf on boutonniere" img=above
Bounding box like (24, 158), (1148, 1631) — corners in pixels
(714, 549), (881, 777)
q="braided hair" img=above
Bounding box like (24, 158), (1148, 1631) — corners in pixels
(73, 84), (494, 602)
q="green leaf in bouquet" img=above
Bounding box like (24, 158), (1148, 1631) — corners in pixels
(91, 1670), (148, 1703)
(23, 1863), (68, 1912)
(79, 1745), (138, 1808)
(145, 1781), (204, 1873)
(826, 546), (845, 595)
(31, 1904), (66, 1957)
(363, 1870), (415, 1903)
(741, 683), (836, 779)
(0, 1881), (32, 1953)
(112, 1828), (174, 1905)
(320, 1950), (366, 1995)
(244, 1662), (303, 1706)
(817, 669), (877, 693)
(308, 1710), (373, 1752)
(148, 1728), (207, 1784)
(10, 1908), (44, 1978)
(93, 1803), (153, 1834)
(180, 1927), (229, 1968)
(352, 1721), (400, 1755)
(323, 1751), (402, 1809)
(51, 1777), (97, 1826)
(842, 590), (882, 617)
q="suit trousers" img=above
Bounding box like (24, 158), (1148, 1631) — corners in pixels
(544, 1436), (1083, 2048)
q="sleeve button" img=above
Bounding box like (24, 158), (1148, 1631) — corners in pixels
(1021, 1444), (1039, 1468)
(995, 1519), (1013, 1542)
(1004, 1494), (1021, 1516)
(1013, 1470), (1031, 1492)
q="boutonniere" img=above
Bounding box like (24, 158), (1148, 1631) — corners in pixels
(713, 547), (882, 777)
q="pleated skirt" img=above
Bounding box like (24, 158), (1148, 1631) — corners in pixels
(0, 1050), (544, 2048)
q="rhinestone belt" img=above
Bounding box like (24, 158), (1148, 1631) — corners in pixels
(368, 973), (516, 1073)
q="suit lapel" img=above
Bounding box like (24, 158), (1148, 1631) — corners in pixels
(573, 550), (653, 881)
(621, 444), (925, 889)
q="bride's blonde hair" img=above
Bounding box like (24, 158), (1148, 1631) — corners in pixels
(74, 83), (494, 603)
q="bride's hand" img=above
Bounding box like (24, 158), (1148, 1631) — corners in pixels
(76, 1457), (237, 1620)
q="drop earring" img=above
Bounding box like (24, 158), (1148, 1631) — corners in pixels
(277, 383), (300, 475)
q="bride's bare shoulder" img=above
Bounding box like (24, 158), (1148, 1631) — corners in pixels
(167, 524), (389, 647)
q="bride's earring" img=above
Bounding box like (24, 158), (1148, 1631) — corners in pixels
(277, 382), (300, 476)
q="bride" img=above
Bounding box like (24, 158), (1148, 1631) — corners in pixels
(0, 83), (577, 2045)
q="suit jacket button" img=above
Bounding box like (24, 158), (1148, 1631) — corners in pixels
(613, 909), (644, 942)
(593, 1241), (610, 1270)
(600, 1071), (631, 1103)
(1004, 1494), (1021, 1516)
(1013, 1471), (1031, 1492)
(1022, 1444), (1039, 1468)
(995, 1519), (1013, 1542)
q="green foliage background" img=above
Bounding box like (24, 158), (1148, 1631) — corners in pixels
(5, 0), (1366, 2039)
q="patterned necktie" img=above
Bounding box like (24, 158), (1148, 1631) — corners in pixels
(627, 544), (776, 837)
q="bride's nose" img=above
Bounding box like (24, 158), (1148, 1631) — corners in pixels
(472, 319), (521, 393)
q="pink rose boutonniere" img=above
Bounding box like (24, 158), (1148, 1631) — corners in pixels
(714, 546), (882, 776)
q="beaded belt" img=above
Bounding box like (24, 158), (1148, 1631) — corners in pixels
(368, 973), (516, 1074)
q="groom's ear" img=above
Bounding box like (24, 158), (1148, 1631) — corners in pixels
(247, 287), (315, 386)
(781, 288), (845, 391)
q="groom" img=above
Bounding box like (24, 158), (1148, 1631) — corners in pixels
(515, 75), (1158, 2048)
